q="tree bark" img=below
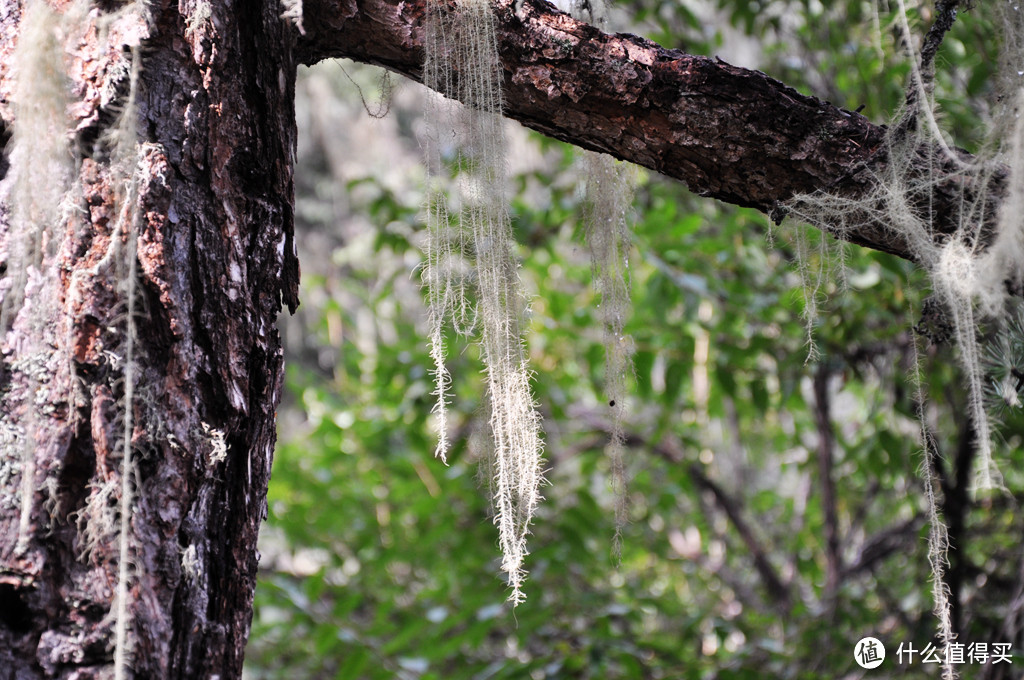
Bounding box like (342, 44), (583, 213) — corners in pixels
(0, 1), (299, 678)
(298, 0), (1008, 262)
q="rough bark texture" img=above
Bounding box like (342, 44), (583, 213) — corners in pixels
(0, 0), (299, 678)
(298, 0), (1007, 261)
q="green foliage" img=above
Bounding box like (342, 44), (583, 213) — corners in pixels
(247, 2), (1024, 677)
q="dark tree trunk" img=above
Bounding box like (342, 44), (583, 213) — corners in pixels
(0, 0), (299, 677)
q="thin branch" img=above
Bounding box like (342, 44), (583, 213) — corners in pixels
(569, 407), (791, 609)
(689, 481), (779, 613)
(685, 459), (792, 610)
(842, 516), (924, 578)
(919, 0), (963, 97)
(812, 365), (842, 599)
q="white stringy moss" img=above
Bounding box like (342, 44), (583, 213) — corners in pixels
(423, 0), (544, 604)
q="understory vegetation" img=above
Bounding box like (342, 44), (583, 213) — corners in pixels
(246, 0), (1024, 677)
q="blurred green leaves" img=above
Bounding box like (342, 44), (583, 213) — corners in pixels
(246, 2), (1024, 678)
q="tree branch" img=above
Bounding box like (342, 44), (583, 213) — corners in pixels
(569, 406), (792, 609)
(684, 459), (792, 610)
(812, 366), (841, 599)
(297, 0), (1008, 262)
(842, 516), (923, 579)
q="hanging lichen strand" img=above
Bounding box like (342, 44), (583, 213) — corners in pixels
(424, 0), (544, 604)
(3, 0), (75, 552)
(109, 42), (144, 680)
(785, 1), (1024, 493)
(783, 2), (1024, 678)
(568, 0), (637, 559)
(911, 332), (956, 680)
(580, 153), (635, 556)
(2, 0), (74, 336)
(1, 0), (148, 673)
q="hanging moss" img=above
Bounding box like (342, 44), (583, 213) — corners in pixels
(423, 0), (544, 604)
(783, 3), (1024, 676)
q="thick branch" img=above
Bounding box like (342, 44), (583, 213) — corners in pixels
(297, 0), (1007, 261)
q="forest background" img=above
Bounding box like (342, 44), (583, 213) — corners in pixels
(244, 0), (1024, 677)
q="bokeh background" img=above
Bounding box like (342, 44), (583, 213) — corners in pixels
(244, 0), (1024, 677)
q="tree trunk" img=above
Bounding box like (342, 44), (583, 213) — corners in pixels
(0, 1), (299, 677)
